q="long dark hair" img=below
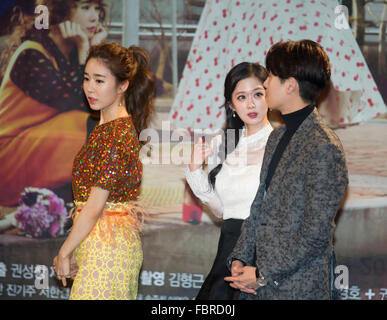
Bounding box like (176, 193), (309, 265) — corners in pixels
(86, 42), (155, 140)
(208, 62), (268, 188)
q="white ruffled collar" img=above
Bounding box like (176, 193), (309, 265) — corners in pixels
(239, 123), (273, 146)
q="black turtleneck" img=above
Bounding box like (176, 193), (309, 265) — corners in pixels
(264, 104), (315, 191)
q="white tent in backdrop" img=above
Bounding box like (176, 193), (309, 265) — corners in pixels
(169, 0), (387, 130)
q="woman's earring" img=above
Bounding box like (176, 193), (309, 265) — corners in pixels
(232, 111), (236, 118)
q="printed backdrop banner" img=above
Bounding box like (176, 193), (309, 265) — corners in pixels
(170, 0), (387, 130)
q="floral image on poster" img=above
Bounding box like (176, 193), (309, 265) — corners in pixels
(14, 188), (68, 239)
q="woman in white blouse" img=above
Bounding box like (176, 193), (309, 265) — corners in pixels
(185, 62), (273, 299)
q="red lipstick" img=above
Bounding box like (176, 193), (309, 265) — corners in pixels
(88, 97), (97, 104)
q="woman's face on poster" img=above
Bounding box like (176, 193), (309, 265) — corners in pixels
(70, 1), (102, 39)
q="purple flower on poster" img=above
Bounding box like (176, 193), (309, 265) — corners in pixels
(14, 187), (68, 238)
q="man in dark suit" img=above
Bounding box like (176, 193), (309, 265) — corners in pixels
(224, 40), (348, 299)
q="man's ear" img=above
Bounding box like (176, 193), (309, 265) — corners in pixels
(286, 77), (299, 95)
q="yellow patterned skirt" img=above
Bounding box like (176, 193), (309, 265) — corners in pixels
(69, 202), (144, 300)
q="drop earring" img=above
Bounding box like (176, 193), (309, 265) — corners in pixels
(232, 111), (236, 118)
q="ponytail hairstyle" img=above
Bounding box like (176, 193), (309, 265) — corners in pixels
(208, 62), (268, 188)
(86, 42), (155, 140)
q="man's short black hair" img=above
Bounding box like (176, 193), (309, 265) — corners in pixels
(265, 39), (331, 103)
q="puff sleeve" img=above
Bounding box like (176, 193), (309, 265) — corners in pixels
(92, 125), (142, 199)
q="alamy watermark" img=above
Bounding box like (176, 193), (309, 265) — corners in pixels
(334, 5), (350, 30)
(138, 122), (237, 166)
(335, 264), (349, 290)
(34, 5), (49, 30)
(34, 264), (49, 290)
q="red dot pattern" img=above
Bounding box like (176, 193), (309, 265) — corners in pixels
(170, 0), (386, 129)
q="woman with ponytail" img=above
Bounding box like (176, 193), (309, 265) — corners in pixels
(185, 62), (272, 299)
(53, 42), (155, 300)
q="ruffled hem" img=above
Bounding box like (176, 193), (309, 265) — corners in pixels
(69, 201), (148, 246)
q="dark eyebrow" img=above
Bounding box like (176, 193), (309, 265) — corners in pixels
(235, 86), (265, 95)
(83, 72), (106, 78)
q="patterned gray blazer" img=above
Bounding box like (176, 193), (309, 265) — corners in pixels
(229, 109), (348, 300)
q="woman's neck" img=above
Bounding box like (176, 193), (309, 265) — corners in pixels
(245, 118), (269, 137)
(99, 103), (129, 125)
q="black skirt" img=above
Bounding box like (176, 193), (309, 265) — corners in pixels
(196, 218), (244, 300)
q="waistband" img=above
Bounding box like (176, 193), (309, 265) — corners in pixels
(74, 201), (142, 215)
(74, 200), (140, 212)
(74, 207), (128, 217)
(71, 200), (148, 229)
